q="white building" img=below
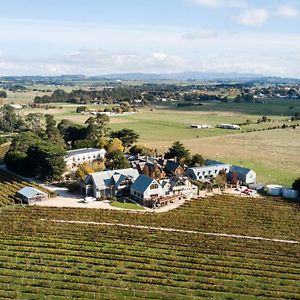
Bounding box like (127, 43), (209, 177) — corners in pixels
(186, 164), (231, 181)
(65, 148), (106, 169)
(190, 124), (212, 129)
(130, 175), (164, 202)
(229, 165), (256, 185)
(217, 123), (241, 130)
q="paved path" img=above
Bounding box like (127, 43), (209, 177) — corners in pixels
(41, 219), (300, 245)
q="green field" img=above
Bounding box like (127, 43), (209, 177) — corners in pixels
(0, 195), (299, 299)
(7, 95), (300, 186)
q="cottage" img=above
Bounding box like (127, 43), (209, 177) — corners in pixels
(17, 186), (48, 204)
(186, 164), (231, 181)
(130, 175), (164, 203)
(65, 148), (106, 169)
(83, 168), (139, 198)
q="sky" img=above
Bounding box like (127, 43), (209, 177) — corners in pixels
(0, 0), (300, 77)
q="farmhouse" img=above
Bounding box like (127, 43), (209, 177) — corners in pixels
(83, 168), (139, 198)
(65, 148), (106, 169)
(130, 175), (164, 203)
(186, 164), (231, 181)
(17, 186), (48, 204)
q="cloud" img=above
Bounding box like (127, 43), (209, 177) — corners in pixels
(182, 30), (218, 40)
(190, 0), (247, 9)
(237, 8), (269, 26)
(275, 5), (298, 18)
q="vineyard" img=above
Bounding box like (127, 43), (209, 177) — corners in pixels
(0, 143), (9, 163)
(0, 170), (51, 206)
(0, 196), (299, 299)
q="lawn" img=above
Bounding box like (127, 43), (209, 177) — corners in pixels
(110, 200), (145, 210)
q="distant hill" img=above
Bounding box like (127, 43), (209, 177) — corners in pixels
(91, 72), (265, 81)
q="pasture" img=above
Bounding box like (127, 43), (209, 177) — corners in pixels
(0, 195), (299, 299)
(11, 97), (300, 186)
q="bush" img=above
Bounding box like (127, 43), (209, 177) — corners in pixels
(67, 181), (81, 194)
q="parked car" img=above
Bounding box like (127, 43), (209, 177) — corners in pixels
(83, 197), (96, 203)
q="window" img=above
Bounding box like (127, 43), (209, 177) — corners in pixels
(150, 183), (158, 189)
(202, 171), (205, 175)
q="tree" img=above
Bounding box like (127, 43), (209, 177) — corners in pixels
(75, 161), (105, 180)
(106, 138), (124, 153)
(111, 128), (139, 148)
(165, 141), (190, 163)
(0, 90), (7, 98)
(85, 115), (110, 140)
(27, 142), (66, 181)
(292, 178), (300, 193)
(106, 150), (129, 170)
(25, 113), (44, 135)
(129, 144), (155, 156)
(45, 114), (66, 148)
(190, 154), (204, 167)
(76, 106), (86, 113)
(0, 106), (25, 132)
(214, 169), (227, 191)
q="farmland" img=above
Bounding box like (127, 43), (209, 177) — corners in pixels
(0, 195), (299, 299)
(2, 87), (300, 186)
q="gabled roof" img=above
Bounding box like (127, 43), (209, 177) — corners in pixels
(164, 161), (182, 174)
(87, 168), (139, 188)
(66, 148), (106, 157)
(131, 175), (156, 193)
(230, 165), (253, 176)
(205, 159), (226, 166)
(18, 186), (47, 198)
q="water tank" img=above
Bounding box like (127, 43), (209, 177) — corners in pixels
(282, 188), (299, 199)
(266, 184), (283, 196)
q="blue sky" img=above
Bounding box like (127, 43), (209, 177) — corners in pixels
(0, 0), (300, 76)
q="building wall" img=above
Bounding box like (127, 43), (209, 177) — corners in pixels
(66, 150), (106, 168)
(186, 165), (230, 181)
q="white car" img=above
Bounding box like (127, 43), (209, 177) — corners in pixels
(83, 197), (96, 203)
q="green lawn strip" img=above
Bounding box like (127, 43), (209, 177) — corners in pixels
(110, 200), (145, 210)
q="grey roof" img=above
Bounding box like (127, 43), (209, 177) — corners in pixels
(131, 175), (155, 193)
(87, 168), (139, 188)
(230, 165), (253, 176)
(164, 161), (181, 174)
(205, 159), (226, 166)
(18, 186), (47, 198)
(67, 148), (106, 157)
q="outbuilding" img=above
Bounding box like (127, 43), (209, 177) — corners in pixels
(17, 186), (48, 204)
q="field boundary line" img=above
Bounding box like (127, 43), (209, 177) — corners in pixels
(41, 219), (300, 244)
